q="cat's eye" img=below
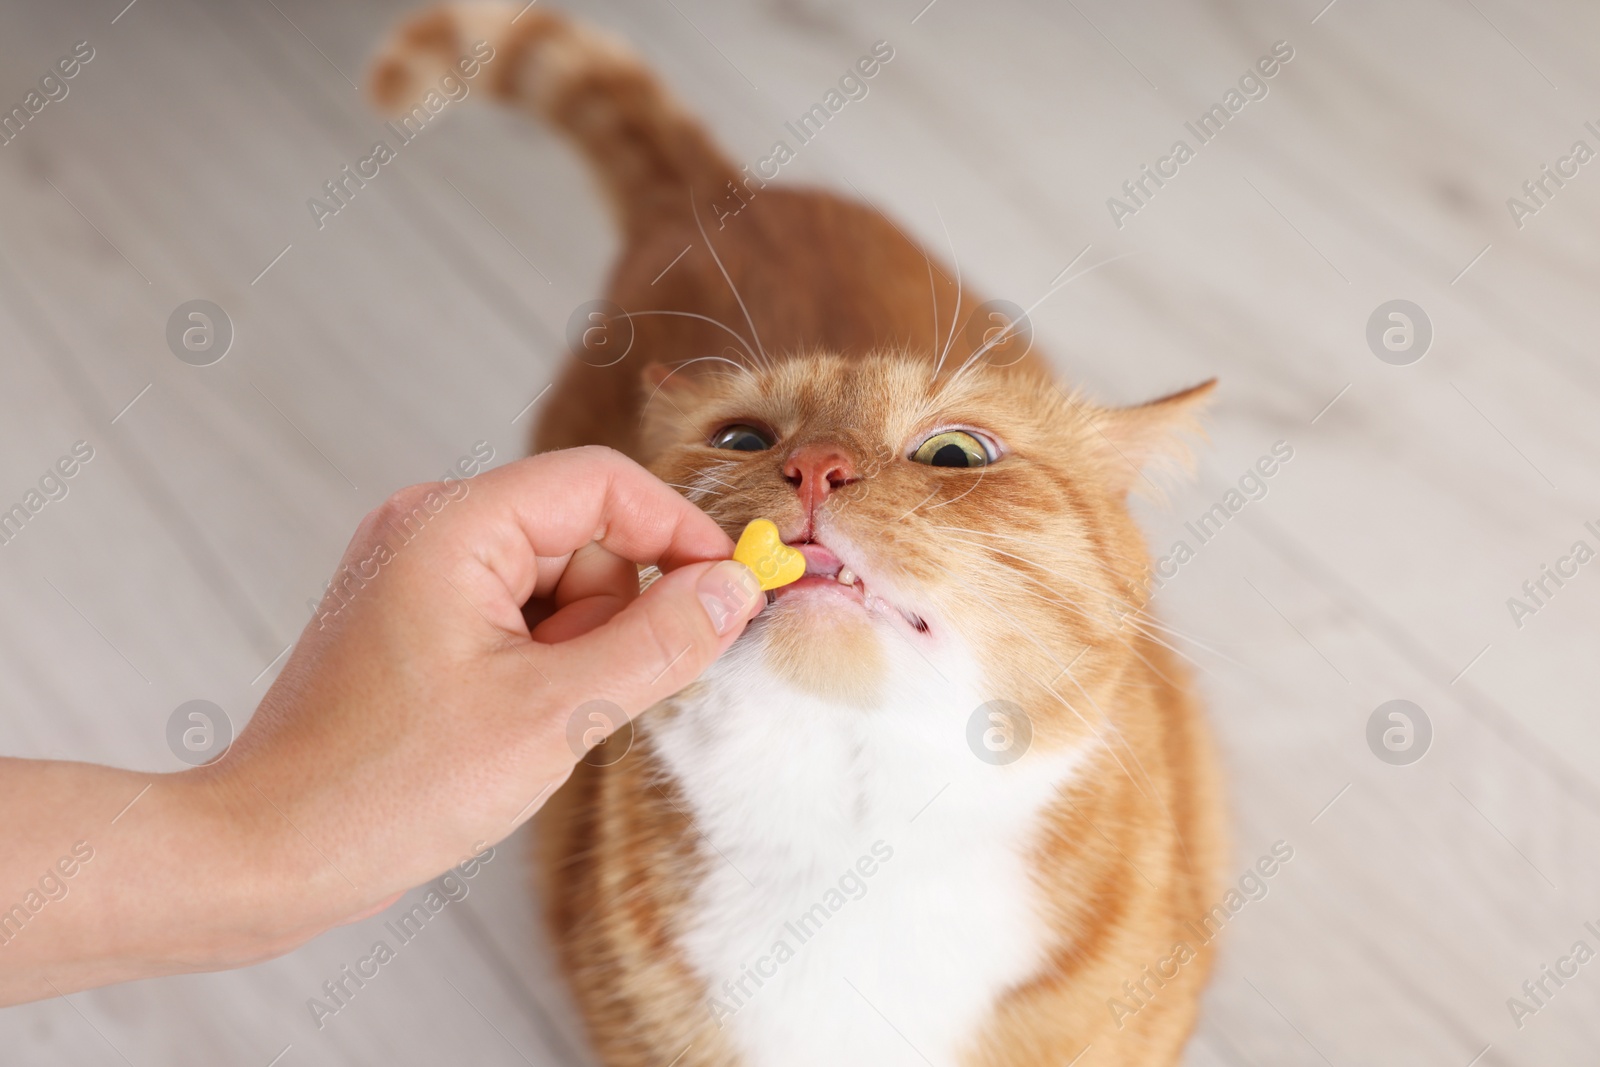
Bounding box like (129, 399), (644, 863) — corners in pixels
(912, 430), (991, 468)
(710, 424), (773, 452)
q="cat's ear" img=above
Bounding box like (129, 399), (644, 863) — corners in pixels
(639, 361), (714, 403)
(637, 362), (710, 456)
(641, 362), (674, 392)
(1090, 379), (1215, 497)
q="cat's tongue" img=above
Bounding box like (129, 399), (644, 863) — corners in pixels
(796, 542), (844, 578)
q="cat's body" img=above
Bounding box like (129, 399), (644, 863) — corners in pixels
(372, 8), (1224, 1065)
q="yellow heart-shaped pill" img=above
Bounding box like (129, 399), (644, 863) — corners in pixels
(733, 519), (806, 591)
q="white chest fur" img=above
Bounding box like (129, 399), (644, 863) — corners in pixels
(645, 621), (1089, 1067)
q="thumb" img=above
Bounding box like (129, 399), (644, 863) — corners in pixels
(538, 559), (764, 723)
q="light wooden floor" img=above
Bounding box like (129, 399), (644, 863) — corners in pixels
(2, 0), (1598, 1063)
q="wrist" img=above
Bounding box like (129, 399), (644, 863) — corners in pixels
(165, 764), (363, 969)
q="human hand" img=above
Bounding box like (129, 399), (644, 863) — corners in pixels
(207, 446), (762, 936)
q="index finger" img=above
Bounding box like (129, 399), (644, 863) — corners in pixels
(430, 445), (732, 609)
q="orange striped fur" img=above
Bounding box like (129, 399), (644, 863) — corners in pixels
(370, 7), (1225, 1064)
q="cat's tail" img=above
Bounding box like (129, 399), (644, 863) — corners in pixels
(368, 3), (739, 238)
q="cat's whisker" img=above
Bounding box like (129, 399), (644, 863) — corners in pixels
(663, 481), (721, 496)
(947, 251), (1138, 385)
(1088, 602), (1238, 660)
(957, 580), (1186, 847)
(928, 527), (1144, 615)
(923, 465), (987, 511)
(929, 198), (963, 381)
(639, 355), (750, 443)
(1068, 705), (1197, 880)
(667, 353), (753, 378)
(925, 524), (1210, 628)
(893, 487), (944, 524)
(985, 557), (1245, 670)
(1033, 671), (1152, 805)
(967, 555), (1187, 645)
(688, 465), (739, 491)
(959, 557), (1192, 691)
(621, 311), (759, 366)
(1046, 662), (1199, 877)
(937, 566), (1152, 800)
(998, 566), (1220, 681)
(690, 190), (770, 368)
(933, 556), (1117, 697)
(934, 532), (1228, 682)
(640, 357), (751, 435)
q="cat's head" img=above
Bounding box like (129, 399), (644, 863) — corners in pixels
(641, 352), (1210, 746)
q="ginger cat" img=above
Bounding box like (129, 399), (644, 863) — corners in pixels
(370, 6), (1224, 1065)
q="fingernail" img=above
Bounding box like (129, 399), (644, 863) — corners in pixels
(698, 560), (763, 636)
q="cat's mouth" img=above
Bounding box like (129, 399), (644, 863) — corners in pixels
(774, 541), (930, 634)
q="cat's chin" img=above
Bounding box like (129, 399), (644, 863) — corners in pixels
(751, 591), (891, 708)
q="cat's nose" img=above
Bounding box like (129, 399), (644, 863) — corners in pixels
(783, 444), (858, 513)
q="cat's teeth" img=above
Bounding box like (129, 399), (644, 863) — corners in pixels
(836, 566), (857, 587)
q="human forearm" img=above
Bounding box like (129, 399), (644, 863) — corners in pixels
(0, 759), (338, 1005)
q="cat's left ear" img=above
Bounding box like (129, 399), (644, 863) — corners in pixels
(638, 361), (713, 457)
(1090, 379), (1215, 496)
(640, 361), (713, 397)
(641, 362), (674, 390)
